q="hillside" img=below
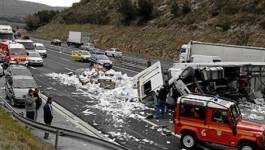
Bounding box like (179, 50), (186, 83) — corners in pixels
(0, 0), (64, 19)
(33, 0), (265, 60)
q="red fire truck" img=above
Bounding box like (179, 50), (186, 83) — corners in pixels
(175, 94), (265, 150)
(0, 41), (28, 66)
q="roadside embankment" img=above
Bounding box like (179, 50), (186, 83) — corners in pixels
(0, 107), (54, 150)
(32, 23), (265, 60)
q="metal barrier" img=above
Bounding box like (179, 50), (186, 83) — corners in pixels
(0, 97), (127, 150)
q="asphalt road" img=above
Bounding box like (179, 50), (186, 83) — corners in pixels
(26, 38), (239, 150)
(28, 39), (182, 150)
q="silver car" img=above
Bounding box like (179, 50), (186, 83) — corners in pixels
(5, 75), (37, 106)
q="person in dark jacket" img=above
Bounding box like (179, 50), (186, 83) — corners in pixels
(156, 85), (169, 118)
(43, 96), (53, 139)
(34, 88), (42, 121)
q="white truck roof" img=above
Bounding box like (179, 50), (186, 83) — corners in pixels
(15, 39), (33, 43)
(9, 43), (25, 49)
(34, 43), (44, 46)
(0, 25), (13, 33)
(178, 94), (235, 109)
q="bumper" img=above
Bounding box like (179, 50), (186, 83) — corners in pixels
(28, 61), (43, 66)
(13, 98), (25, 105)
(39, 53), (47, 58)
(9, 61), (28, 66)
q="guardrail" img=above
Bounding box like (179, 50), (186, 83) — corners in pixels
(0, 97), (127, 150)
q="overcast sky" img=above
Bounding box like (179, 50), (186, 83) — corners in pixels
(20, 0), (80, 7)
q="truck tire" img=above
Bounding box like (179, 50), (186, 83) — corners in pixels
(238, 143), (256, 150)
(181, 132), (197, 150)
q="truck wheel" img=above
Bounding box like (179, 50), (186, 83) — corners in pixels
(238, 143), (256, 150)
(181, 132), (197, 150)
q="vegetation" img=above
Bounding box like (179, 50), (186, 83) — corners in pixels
(0, 107), (54, 150)
(25, 10), (60, 31)
(32, 0), (265, 59)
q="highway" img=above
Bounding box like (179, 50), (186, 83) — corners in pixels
(29, 38), (181, 150)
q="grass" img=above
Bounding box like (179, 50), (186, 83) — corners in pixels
(0, 107), (55, 150)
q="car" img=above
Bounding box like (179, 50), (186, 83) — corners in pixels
(34, 43), (47, 58)
(27, 52), (44, 66)
(105, 48), (123, 57)
(5, 65), (32, 79)
(88, 48), (105, 55)
(174, 94), (265, 150)
(5, 75), (37, 106)
(15, 39), (35, 52)
(80, 42), (95, 50)
(71, 50), (91, 62)
(51, 39), (62, 46)
(90, 54), (112, 69)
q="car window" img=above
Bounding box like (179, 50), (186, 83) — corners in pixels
(180, 104), (206, 120)
(29, 53), (40, 57)
(96, 55), (108, 60)
(9, 48), (27, 55)
(35, 46), (45, 50)
(12, 68), (31, 76)
(212, 110), (229, 124)
(13, 78), (36, 88)
(18, 42), (34, 50)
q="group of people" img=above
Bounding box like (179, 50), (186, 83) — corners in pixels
(24, 88), (54, 139)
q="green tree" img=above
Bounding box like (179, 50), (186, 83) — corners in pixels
(117, 0), (136, 25)
(137, 0), (153, 20)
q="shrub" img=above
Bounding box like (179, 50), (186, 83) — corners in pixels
(171, 0), (180, 17)
(182, 1), (191, 15)
(137, 0), (153, 20)
(117, 0), (136, 25)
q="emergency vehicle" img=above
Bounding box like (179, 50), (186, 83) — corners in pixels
(0, 42), (28, 66)
(175, 94), (265, 150)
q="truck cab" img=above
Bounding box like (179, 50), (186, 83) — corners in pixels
(175, 94), (265, 150)
(179, 44), (188, 63)
(0, 25), (14, 42)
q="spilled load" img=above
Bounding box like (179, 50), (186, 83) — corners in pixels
(75, 68), (116, 89)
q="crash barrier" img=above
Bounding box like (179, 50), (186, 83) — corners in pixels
(0, 97), (127, 150)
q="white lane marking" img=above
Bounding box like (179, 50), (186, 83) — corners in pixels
(47, 48), (140, 74)
(60, 57), (70, 62)
(113, 66), (139, 74)
(65, 67), (74, 72)
(47, 48), (69, 56)
(30, 66), (37, 70)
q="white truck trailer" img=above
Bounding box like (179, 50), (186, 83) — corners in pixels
(67, 31), (90, 48)
(179, 41), (265, 63)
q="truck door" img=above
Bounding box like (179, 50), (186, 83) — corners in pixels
(134, 61), (164, 103)
(206, 108), (233, 145)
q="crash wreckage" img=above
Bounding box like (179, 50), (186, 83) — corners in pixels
(134, 61), (265, 107)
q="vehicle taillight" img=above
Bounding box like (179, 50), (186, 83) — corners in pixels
(10, 57), (15, 61)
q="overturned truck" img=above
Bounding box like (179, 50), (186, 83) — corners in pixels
(135, 62), (265, 107)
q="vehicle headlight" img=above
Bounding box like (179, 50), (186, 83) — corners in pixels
(10, 58), (15, 61)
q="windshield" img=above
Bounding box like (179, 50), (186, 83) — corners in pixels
(13, 78), (36, 88)
(180, 48), (186, 53)
(18, 42), (34, 50)
(96, 55), (108, 60)
(81, 51), (89, 55)
(10, 48), (27, 55)
(0, 33), (13, 40)
(13, 69), (31, 76)
(29, 53), (40, 57)
(35, 46), (45, 50)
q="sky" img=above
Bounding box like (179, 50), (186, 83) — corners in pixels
(20, 0), (80, 7)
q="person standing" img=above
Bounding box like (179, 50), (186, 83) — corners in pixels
(43, 96), (53, 139)
(156, 85), (169, 118)
(34, 88), (42, 121)
(25, 89), (36, 120)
